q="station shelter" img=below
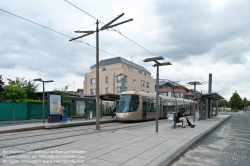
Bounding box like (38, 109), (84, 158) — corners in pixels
(198, 93), (224, 120)
(99, 94), (120, 118)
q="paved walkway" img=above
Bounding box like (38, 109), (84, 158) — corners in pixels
(0, 115), (231, 166)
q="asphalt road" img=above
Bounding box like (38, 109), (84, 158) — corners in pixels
(172, 112), (250, 166)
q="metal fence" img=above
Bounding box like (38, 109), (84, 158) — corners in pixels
(0, 102), (70, 121)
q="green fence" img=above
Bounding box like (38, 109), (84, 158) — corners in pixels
(0, 102), (70, 121)
(88, 103), (104, 116)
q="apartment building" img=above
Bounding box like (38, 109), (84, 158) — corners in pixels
(84, 57), (155, 95)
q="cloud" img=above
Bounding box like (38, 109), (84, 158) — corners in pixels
(0, 0), (250, 101)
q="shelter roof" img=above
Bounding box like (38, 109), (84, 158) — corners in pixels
(201, 93), (224, 100)
(99, 94), (120, 101)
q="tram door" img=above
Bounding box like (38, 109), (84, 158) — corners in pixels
(142, 98), (147, 120)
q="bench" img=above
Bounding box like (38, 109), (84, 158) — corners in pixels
(175, 117), (183, 126)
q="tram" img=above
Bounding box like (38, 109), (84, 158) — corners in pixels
(116, 91), (196, 121)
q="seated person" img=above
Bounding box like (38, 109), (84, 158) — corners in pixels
(177, 108), (188, 128)
(181, 108), (196, 128)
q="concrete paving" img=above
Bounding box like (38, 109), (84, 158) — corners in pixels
(0, 115), (231, 166)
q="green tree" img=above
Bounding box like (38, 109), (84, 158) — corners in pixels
(0, 75), (4, 92)
(0, 85), (27, 102)
(54, 85), (70, 104)
(243, 97), (248, 110)
(7, 77), (38, 99)
(229, 92), (243, 111)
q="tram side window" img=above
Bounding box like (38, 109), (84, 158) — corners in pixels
(177, 102), (183, 111)
(131, 95), (139, 111)
(185, 102), (190, 111)
(147, 99), (156, 112)
(167, 101), (175, 112)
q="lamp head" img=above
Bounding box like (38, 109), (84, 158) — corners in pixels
(33, 78), (42, 81)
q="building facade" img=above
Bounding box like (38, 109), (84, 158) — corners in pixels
(84, 57), (155, 95)
(156, 79), (201, 99)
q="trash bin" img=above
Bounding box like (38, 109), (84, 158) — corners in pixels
(89, 111), (93, 119)
(167, 113), (174, 122)
(195, 111), (199, 119)
(168, 112), (177, 128)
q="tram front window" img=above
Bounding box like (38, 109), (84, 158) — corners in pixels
(118, 94), (139, 112)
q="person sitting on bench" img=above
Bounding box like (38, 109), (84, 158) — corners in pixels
(177, 108), (188, 128)
(181, 108), (196, 128)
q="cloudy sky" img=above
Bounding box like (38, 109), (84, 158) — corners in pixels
(1, 0), (249, 101)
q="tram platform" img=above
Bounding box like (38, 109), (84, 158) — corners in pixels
(0, 116), (116, 134)
(0, 115), (231, 166)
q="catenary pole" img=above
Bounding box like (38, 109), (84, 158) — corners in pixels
(96, 20), (100, 130)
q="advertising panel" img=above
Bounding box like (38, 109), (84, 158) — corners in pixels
(49, 94), (61, 115)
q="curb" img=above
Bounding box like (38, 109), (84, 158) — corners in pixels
(0, 126), (45, 134)
(45, 119), (116, 129)
(158, 115), (231, 166)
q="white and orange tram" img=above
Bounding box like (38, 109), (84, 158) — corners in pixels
(116, 91), (196, 121)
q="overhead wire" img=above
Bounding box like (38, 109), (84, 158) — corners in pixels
(0, 8), (119, 58)
(0, 8), (71, 38)
(63, 0), (201, 82)
(1, 7), (200, 88)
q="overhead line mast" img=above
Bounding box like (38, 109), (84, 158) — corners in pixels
(69, 14), (133, 130)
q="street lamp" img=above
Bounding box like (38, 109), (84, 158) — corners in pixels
(34, 78), (54, 124)
(143, 56), (172, 132)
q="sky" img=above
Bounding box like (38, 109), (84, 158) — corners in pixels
(1, 0), (250, 101)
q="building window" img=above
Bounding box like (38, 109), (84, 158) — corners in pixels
(117, 75), (127, 82)
(117, 75), (122, 82)
(144, 72), (146, 76)
(106, 76), (109, 83)
(141, 90), (145, 92)
(171, 92), (183, 98)
(91, 78), (96, 84)
(123, 76), (127, 82)
(163, 84), (171, 89)
(141, 80), (145, 87)
(127, 66), (132, 70)
(147, 91), (149, 93)
(147, 82), (149, 88)
(159, 92), (168, 96)
(116, 87), (121, 93)
(100, 67), (106, 71)
(91, 89), (96, 94)
(134, 79), (136, 83)
(139, 70), (142, 74)
(106, 87), (109, 94)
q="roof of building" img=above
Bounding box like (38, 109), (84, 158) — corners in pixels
(155, 79), (182, 87)
(91, 57), (149, 73)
